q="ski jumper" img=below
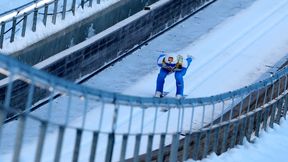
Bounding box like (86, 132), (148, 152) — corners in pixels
(156, 54), (192, 96)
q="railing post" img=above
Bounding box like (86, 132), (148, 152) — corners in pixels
(54, 126), (65, 162)
(283, 94), (288, 119)
(229, 96), (235, 120)
(275, 98), (284, 123)
(169, 133), (180, 162)
(105, 133), (115, 162)
(262, 106), (270, 131)
(81, 0), (85, 9)
(0, 73), (14, 145)
(145, 134), (154, 162)
(202, 130), (211, 159)
(165, 106), (172, 133)
(212, 127), (220, 154)
(22, 13), (28, 37)
(89, 131), (99, 162)
(263, 85), (269, 105)
(140, 107), (146, 133)
(247, 94), (252, 113)
(201, 105), (206, 128)
(72, 0), (76, 15)
(62, 0), (67, 20)
(277, 76), (281, 97)
(35, 121), (48, 162)
(43, 4), (49, 26)
(0, 22), (5, 48)
(238, 117), (247, 145)
(89, 0), (93, 7)
(10, 17), (17, 43)
(192, 132), (201, 160)
(12, 116), (26, 162)
(133, 134), (141, 162)
(119, 134), (128, 162)
(72, 129), (83, 162)
(254, 110), (262, 137)
(246, 115), (254, 142)
(32, 8), (38, 32)
(284, 75), (288, 92)
(220, 100), (225, 122)
(220, 124), (229, 153)
(182, 133), (192, 161)
(269, 102), (277, 128)
(238, 94), (244, 117)
(254, 90), (260, 110)
(210, 102), (215, 127)
(52, 0), (59, 24)
(105, 99), (119, 161)
(152, 105), (159, 133)
(0, 107), (5, 142)
(270, 83), (275, 102)
(189, 105), (195, 132)
(157, 133), (166, 162)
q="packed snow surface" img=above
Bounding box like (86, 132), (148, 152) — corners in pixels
(1, 0), (288, 161)
(187, 118), (288, 162)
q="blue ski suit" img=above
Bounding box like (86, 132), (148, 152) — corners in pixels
(156, 54), (192, 96)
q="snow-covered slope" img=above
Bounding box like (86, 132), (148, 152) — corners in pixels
(2, 0), (288, 161)
(119, 0), (288, 98)
(187, 118), (288, 162)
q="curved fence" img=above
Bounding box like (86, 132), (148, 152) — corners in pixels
(0, 53), (287, 161)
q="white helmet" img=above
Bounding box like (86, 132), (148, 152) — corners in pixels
(164, 54), (178, 65)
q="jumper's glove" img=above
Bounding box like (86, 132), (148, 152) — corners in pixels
(174, 55), (183, 71)
(177, 55), (184, 63)
(187, 54), (195, 60)
(176, 63), (182, 69)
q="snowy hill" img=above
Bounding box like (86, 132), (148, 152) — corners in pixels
(1, 0), (288, 161)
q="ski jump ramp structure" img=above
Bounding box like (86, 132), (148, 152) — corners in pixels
(0, 0), (288, 162)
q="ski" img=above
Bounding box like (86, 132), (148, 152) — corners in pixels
(161, 91), (169, 97)
(154, 91), (169, 98)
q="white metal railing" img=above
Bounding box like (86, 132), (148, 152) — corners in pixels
(0, 51), (287, 161)
(0, 0), (123, 50)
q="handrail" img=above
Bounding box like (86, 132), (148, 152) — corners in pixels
(0, 0), (122, 49)
(0, 53), (284, 107)
(0, 53), (287, 161)
(0, 0), (37, 17)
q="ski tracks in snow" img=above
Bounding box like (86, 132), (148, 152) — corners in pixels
(178, 0), (288, 97)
